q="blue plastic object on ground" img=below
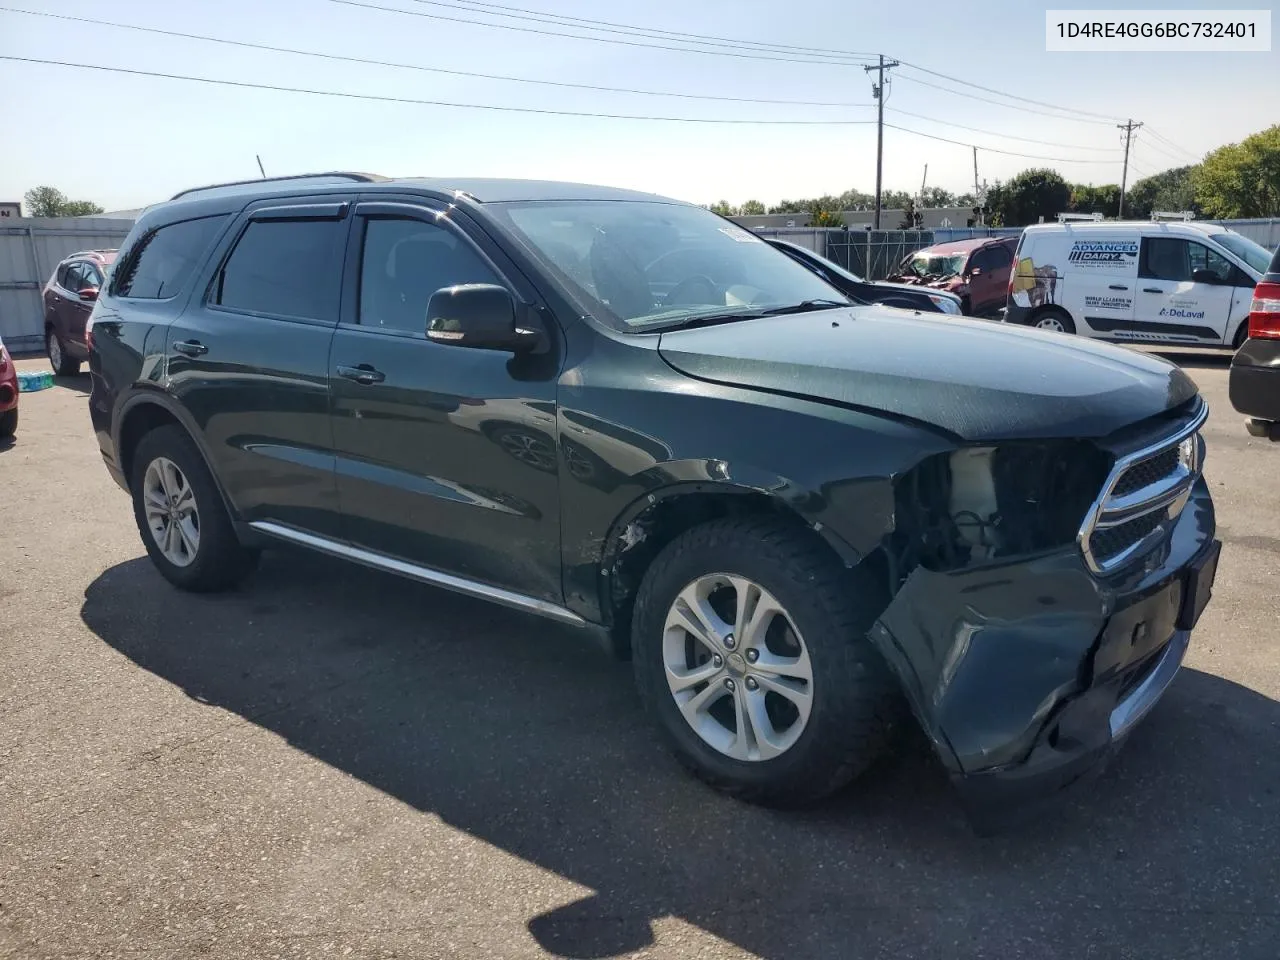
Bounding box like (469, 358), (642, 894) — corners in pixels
(17, 370), (53, 392)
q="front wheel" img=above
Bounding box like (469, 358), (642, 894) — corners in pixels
(631, 517), (902, 806)
(0, 408), (16, 440)
(1032, 309), (1076, 334)
(130, 425), (259, 592)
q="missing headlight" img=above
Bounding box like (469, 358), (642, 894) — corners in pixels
(889, 441), (1113, 580)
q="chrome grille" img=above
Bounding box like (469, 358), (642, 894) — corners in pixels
(1078, 403), (1208, 575)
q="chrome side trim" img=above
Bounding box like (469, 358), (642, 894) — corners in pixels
(1109, 629), (1190, 738)
(1078, 401), (1209, 575)
(249, 521), (588, 627)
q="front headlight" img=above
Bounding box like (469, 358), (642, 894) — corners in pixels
(929, 295), (962, 315)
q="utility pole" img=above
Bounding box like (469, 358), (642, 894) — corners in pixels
(972, 146), (983, 226)
(919, 164), (928, 204)
(863, 54), (899, 230)
(1116, 119), (1143, 219)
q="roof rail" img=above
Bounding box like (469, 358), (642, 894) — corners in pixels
(1151, 210), (1195, 221)
(169, 171), (387, 201)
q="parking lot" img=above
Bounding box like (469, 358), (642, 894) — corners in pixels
(2, 351), (1278, 960)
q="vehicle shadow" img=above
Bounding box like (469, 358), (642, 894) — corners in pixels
(81, 552), (1280, 958)
(53, 374), (91, 395)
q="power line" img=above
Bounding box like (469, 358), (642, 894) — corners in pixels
(887, 107), (1122, 152)
(883, 122), (1123, 164)
(326, 0), (876, 66)
(0, 6), (872, 108)
(1145, 127), (1202, 163)
(1134, 134), (1194, 165)
(893, 74), (1118, 125)
(402, 0), (877, 60)
(895, 60), (1126, 122)
(0, 55), (883, 124)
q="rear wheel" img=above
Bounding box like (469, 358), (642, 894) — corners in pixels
(1232, 321), (1249, 350)
(1032, 308), (1076, 334)
(0, 408), (15, 440)
(46, 328), (80, 376)
(130, 425), (259, 592)
(631, 517), (902, 806)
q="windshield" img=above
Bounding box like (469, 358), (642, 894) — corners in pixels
(1213, 231), (1273, 275)
(903, 251), (969, 277)
(490, 200), (847, 330)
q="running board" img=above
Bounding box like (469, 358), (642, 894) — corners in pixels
(249, 521), (588, 627)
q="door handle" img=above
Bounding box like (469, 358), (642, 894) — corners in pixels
(337, 363), (386, 385)
(1109, 284), (1129, 291)
(1143, 287), (1164, 294)
(172, 340), (208, 357)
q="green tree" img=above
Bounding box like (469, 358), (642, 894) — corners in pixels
(808, 200), (844, 227)
(880, 189), (913, 210)
(708, 200), (737, 216)
(23, 185), (104, 218)
(919, 186), (957, 208)
(1069, 183), (1122, 218)
(739, 199), (766, 215)
(986, 168), (1072, 226)
(1125, 166), (1199, 218)
(1195, 124), (1280, 218)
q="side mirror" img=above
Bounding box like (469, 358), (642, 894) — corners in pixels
(77, 287), (99, 302)
(425, 284), (537, 352)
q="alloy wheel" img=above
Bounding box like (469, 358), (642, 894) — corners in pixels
(662, 574), (813, 762)
(48, 335), (62, 371)
(142, 457), (201, 567)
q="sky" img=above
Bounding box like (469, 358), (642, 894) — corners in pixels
(0, 0), (1274, 212)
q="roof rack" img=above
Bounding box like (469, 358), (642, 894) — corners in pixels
(170, 172), (387, 201)
(1056, 212), (1104, 223)
(1151, 210), (1195, 221)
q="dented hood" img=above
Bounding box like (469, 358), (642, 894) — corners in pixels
(657, 306), (1199, 441)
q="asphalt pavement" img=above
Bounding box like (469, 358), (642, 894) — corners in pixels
(2, 351), (1278, 960)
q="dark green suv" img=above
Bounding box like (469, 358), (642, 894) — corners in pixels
(88, 173), (1220, 823)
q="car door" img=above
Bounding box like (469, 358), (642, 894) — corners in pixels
(64, 261), (103, 352)
(974, 243), (1014, 313)
(165, 199), (351, 536)
(1135, 237), (1234, 343)
(327, 199), (563, 602)
(965, 247), (1004, 313)
(46, 262), (83, 346)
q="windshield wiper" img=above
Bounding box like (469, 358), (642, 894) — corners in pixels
(640, 299), (850, 333)
(757, 298), (849, 316)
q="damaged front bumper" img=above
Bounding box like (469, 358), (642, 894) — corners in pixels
(869, 477), (1218, 825)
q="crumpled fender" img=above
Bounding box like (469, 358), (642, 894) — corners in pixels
(868, 551), (1107, 776)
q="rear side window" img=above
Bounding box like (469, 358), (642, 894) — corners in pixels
(114, 215), (227, 299)
(215, 219), (346, 323)
(987, 244), (1013, 267)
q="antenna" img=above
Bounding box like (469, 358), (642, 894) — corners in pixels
(256, 155), (266, 178)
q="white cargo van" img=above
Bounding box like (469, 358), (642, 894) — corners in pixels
(1006, 221), (1274, 348)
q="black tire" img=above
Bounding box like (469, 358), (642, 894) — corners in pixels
(129, 425), (259, 592)
(631, 516), (903, 807)
(0, 408), (15, 440)
(1232, 321), (1249, 350)
(1030, 308), (1076, 335)
(46, 328), (80, 377)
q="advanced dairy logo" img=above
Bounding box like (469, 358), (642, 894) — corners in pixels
(1067, 240), (1139, 268)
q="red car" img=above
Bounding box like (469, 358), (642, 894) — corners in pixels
(0, 333), (18, 440)
(42, 249), (116, 376)
(886, 236), (1019, 316)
